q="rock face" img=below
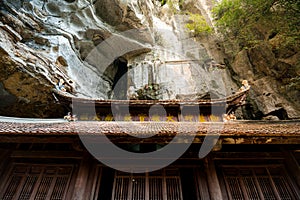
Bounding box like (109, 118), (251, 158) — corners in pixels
(94, 0), (143, 31)
(230, 42), (300, 119)
(0, 16), (66, 117)
(0, 0), (299, 119)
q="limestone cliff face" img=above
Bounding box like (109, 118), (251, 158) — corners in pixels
(0, 3), (67, 117)
(0, 0), (299, 119)
(0, 0), (152, 117)
(181, 0), (300, 119)
(230, 42), (300, 119)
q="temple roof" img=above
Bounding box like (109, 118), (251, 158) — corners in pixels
(0, 120), (299, 142)
(52, 88), (250, 106)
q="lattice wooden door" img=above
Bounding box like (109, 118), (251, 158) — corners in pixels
(222, 165), (300, 200)
(0, 163), (74, 200)
(112, 168), (183, 200)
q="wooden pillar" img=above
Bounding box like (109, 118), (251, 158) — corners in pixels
(194, 168), (210, 200)
(283, 150), (300, 188)
(0, 149), (10, 178)
(204, 155), (223, 200)
(0, 149), (11, 195)
(71, 153), (92, 200)
(85, 163), (102, 200)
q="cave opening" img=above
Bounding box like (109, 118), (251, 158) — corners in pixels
(268, 108), (289, 120)
(112, 57), (128, 100)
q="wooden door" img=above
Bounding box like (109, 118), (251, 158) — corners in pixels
(0, 163), (75, 200)
(221, 165), (300, 200)
(111, 168), (183, 200)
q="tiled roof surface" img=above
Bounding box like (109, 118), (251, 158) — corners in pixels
(0, 121), (299, 137)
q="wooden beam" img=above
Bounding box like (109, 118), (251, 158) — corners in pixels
(219, 136), (300, 145)
(77, 135), (300, 144)
(213, 152), (284, 160)
(0, 136), (77, 143)
(11, 151), (83, 159)
(0, 135), (299, 145)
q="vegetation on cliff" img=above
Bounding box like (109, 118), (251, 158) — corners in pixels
(211, 0), (300, 118)
(185, 13), (213, 36)
(212, 0), (300, 49)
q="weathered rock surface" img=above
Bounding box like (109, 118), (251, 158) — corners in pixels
(0, 21), (66, 117)
(0, 0), (153, 117)
(0, 0), (299, 119)
(94, 0), (143, 31)
(231, 41), (300, 119)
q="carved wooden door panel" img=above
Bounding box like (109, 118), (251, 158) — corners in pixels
(0, 163), (74, 200)
(111, 168), (183, 200)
